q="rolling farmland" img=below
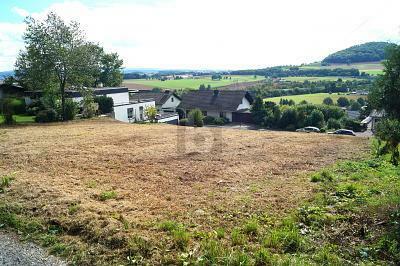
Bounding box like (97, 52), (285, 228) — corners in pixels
(300, 61), (384, 75)
(123, 75), (265, 90)
(266, 92), (367, 105)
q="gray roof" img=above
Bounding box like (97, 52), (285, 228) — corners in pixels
(129, 91), (180, 106)
(179, 90), (253, 112)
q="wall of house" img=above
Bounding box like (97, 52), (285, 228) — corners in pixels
(205, 111), (233, 122)
(237, 97), (251, 110)
(157, 114), (179, 124)
(72, 92), (130, 106)
(113, 101), (155, 123)
(161, 95), (181, 111)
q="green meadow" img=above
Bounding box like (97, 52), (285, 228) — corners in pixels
(265, 93), (366, 105)
(282, 76), (360, 82)
(123, 75), (265, 89)
(300, 61), (384, 75)
(0, 115), (35, 125)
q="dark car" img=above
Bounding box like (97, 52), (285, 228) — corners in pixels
(328, 129), (356, 136)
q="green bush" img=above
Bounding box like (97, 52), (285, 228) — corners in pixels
(179, 118), (189, 126)
(35, 109), (58, 123)
(94, 96), (114, 114)
(188, 109), (204, 127)
(10, 98), (26, 115)
(214, 117), (227, 125)
(327, 118), (342, 129)
(64, 99), (78, 121)
(203, 116), (216, 125)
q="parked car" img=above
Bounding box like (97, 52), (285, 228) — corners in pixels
(328, 129), (356, 136)
(296, 126), (321, 133)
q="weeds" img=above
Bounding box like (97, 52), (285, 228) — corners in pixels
(99, 190), (117, 201)
(231, 228), (246, 246)
(243, 219), (259, 235)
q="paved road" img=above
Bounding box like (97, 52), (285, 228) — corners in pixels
(0, 231), (66, 266)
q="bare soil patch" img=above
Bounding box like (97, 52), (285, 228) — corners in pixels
(0, 119), (369, 263)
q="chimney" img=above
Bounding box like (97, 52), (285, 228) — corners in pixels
(213, 90), (219, 96)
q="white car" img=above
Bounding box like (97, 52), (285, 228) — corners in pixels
(295, 126), (321, 133)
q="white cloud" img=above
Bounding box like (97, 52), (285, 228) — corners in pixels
(12, 7), (30, 18)
(1, 0), (400, 71)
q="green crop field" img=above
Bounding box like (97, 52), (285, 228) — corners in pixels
(300, 62), (384, 75)
(282, 76), (360, 82)
(123, 75), (265, 89)
(265, 93), (367, 105)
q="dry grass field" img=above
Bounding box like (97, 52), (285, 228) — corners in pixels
(0, 119), (369, 264)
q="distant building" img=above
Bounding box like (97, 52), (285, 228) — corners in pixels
(179, 90), (254, 123)
(129, 90), (181, 113)
(361, 110), (385, 132)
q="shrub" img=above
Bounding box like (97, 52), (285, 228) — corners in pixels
(327, 118), (342, 129)
(94, 96), (114, 114)
(10, 98), (26, 115)
(203, 116), (216, 125)
(64, 99), (78, 121)
(214, 117), (227, 125)
(337, 97), (350, 107)
(179, 118), (189, 126)
(35, 109), (58, 123)
(304, 109), (325, 129)
(188, 109), (204, 127)
(1, 98), (16, 125)
(341, 117), (365, 132)
(323, 97), (334, 105)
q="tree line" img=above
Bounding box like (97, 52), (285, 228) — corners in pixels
(231, 66), (360, 77)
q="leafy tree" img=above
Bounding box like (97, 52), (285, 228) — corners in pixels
(337, 97), (350, 107)
(188, 108), (204, 127)
(1, 99), (16, 125)
(304, 109), (325, 128)
(98, 52), (123, 87)
(279, 108), (299, 130)
(145, 106), (157, 122)
(81, 88), (97, 118)
(327, 118), (342, 129)
(94, 96), (114, 114)
(369, 44), (400, 165)
(323, 97), (334, 105)
(251, 97), (267, 125)
(357, 97), (366, 106)
(15, 12), (122, 121)
(350, 101), (361, 111)
(369, 44), (400, 119)
(375, 119), (400, 165)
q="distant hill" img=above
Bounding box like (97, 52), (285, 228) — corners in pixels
(322, 42), (392, 64)
(0, 71), (14, 80)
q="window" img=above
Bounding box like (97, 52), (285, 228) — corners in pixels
(219, 112), (225, 118)
(171, 97), (174, 102)
(127, 108), (133, 119)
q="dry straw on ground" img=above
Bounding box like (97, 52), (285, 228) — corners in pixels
(0, 119), (369, 263)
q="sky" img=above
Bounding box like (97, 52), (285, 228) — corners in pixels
(0, 0), (400, 71)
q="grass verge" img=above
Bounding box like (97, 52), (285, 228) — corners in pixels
(0, 156), (399, 265)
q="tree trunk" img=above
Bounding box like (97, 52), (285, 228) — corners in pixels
(60, 81), (66, 121)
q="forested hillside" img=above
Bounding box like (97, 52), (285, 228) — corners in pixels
(322, 42), (391, 64)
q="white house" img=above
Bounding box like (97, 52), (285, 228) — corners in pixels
(68, 87), (156, 123)
(129, 90), (181, 113)
(178, 90), (254, 123)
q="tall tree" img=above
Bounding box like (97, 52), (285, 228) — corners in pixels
(15, 12), (123, 121)
(98, 52), (123, 87)
(369, 44), (400, 165)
